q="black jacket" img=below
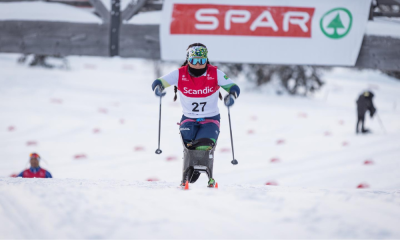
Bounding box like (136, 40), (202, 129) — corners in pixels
(357, 91), (376, 117)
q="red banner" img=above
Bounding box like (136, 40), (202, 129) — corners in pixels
(170, 4), (315, 38)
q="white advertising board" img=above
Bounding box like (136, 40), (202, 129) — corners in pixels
(160, 0), (371, 66)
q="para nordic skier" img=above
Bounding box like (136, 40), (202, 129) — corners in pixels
(151, 43), (240, 187)
(17, 153), (52, 178)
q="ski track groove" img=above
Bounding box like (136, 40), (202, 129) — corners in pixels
(0, 191), (45, 238)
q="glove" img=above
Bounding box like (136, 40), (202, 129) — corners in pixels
(370, 108), (376, 118)
(154, 84), (166, 97)
(224, 93), (237, 107)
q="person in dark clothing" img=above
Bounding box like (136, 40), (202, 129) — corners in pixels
(356, 91), (376, 134)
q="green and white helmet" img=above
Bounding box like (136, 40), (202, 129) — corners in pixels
(187, 46), (208, 59)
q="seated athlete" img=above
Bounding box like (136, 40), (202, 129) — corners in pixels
(17, 153), (52, 178)
(151, 43), (240, 187)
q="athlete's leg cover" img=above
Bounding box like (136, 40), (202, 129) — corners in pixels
(179, 115), (220, 183)
(179, 115), (220, 150)
(181, 136), (216, 183)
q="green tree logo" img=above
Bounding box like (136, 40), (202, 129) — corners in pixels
(320, 8), (352, 39)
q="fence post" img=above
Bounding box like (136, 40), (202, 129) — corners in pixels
(110, 0), (121, 56)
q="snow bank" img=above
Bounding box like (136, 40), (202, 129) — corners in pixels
(366, 17), (400, 38)
(0, 2), (101, 23)
(1, 178), (399, 239)
(100, 0), (133, 11)
(126, 11), (162, 25)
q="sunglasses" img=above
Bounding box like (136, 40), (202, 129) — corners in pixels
(188, 57), (207, 65)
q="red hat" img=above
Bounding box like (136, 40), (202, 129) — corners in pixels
(30, 153), (40, 161)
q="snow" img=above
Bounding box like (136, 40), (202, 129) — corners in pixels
(100, 0), (134, 12)
(0, 54), (400, 238)
(1, 178), (400, 239)
(0, 2), (101, 23)
(126, 11), (162, 24)
(366, 17), (400, 38)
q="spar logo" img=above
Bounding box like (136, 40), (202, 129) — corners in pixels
(320, 8), (353, 39)
(170, 4), (315, 38)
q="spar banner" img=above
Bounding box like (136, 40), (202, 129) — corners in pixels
(160, 0), (371, 66)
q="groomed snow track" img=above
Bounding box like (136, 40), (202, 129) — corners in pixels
(1, 178), (400, 239)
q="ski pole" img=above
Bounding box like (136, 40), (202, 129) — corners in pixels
(155, 95), (163, 154)
(227, 106), (238, 165)
(376, 113), (387, 134)
(41, 158), (50, 166)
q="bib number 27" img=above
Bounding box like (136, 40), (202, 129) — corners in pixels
(192, 102), (207, 112)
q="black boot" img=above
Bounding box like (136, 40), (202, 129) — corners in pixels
(361, 128), (370, 134)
